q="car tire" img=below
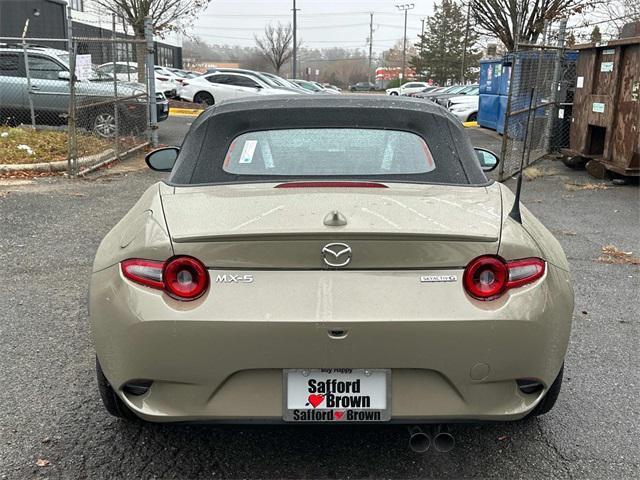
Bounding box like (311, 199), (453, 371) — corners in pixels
(194, 91), (214, 106)
(389, 91), (399, 96)
(467, 112), (478, 122)
(90, 110), (117, 138)
(562, 155), (588, 170)
(528, 363), (564, 417)
(96, 357), (138, 421)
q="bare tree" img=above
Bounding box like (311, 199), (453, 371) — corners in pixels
(95, 0), (211, 80)
(470, 0), (593, 51)
(591, 0), (640, 37)
(254, 23), (294, 75)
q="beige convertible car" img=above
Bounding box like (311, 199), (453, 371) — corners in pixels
(90, 96), (573, 435)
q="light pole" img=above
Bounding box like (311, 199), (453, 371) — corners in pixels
(292, 0), (299, 79)
(396, 3), (414, 85)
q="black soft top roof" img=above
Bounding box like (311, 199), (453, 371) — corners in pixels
(168, 95), (488, 186)
(198, 94), (455, 119)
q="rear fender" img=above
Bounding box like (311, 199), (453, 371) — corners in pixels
(92, 183), (173, 273)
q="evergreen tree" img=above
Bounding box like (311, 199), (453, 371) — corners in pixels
(410, 0), (481, 85)
(590, 26), (602, 43)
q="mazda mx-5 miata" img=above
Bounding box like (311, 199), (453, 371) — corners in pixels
(90, 95), (573, 425)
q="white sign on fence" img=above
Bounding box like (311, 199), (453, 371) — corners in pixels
(75, 54), (93, 81)
(592, 102), (605, 113)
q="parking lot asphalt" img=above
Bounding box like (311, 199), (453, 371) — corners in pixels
(0, 119), (638, 479)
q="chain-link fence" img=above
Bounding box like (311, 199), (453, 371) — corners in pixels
(0, 13), (159, 176)
(497, 21), (577, 181)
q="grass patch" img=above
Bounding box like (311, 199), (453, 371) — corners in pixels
(597, 245), (640, 266)
(0, 127), (111, 165)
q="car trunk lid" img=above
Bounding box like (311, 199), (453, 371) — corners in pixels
(161, 182), (502, 269)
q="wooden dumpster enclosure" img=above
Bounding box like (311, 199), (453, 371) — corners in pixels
(563, 36), (639, 177)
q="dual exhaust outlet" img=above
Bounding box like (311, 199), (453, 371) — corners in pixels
(408, 425), (455, 453)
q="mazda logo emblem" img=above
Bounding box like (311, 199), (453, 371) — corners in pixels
(321, 242), (352, 268)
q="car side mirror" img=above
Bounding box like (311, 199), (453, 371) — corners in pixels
(58, 71), (71, 81)
(475, 148), (499, 172)
(145, 147), (179, 172)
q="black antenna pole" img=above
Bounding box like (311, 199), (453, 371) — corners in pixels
(509, 87), (536, 224)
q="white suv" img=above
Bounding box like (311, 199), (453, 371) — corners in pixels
(386, 81), (430, 96)
(179, 71), (299, 105)
(96, 62), (177, 98)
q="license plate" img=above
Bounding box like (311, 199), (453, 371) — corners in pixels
(283, 369), (390, 422)
(163, 104), (169, 112)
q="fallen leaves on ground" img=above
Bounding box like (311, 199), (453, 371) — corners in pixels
(564, 182), (609, 191)
(35, 458), (50, 467)
(0, 171), (63, 180)
(523, 166), (559, 181)
(597, 245), (640, 265)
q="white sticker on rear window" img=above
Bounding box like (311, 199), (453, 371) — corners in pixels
(239, 140), (258, 164)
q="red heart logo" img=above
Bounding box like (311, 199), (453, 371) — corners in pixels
(308, 394), (324, 408)
(334, 411), (345, 420)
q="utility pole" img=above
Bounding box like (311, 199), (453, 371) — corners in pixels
(419, 17), (425, 80)
(396, 3), (414, 85)
(368, 12), (374, 83)
(460, 1), (471, 84)
(292, 0), (299, 79)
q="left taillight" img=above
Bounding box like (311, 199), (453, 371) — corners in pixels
(463, 255), (545, 301)
(120, 256), (209, 301)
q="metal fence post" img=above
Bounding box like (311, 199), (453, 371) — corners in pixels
(543, 18), (567, 156)
(21, 19), (36, 130)
(498, 53), (518, 181)
(112, 14), (120, 160)
(144, 16), (158, 147)
(66, 6), (78, 176)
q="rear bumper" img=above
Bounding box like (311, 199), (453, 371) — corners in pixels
(90, 265), (573, 423)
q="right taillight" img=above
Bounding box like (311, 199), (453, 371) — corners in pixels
(463, 255), (545, 300)
(120, 256), (209, 301)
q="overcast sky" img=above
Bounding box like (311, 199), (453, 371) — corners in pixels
(189, 0), (437, 52)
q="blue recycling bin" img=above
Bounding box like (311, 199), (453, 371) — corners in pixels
(478, 58), (510, 131)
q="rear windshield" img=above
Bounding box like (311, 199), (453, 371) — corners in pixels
(223, 129), (435, 176)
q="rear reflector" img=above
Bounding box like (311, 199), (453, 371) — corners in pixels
(275, 181), (387, 188)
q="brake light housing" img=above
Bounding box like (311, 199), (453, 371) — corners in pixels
(463, 255), (545, 300)
(120, 256), (209, 301)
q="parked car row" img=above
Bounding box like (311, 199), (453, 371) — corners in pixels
(95, 62), (199, 100)
(178, 68), (342, 105)
(402, 83), (480, 123)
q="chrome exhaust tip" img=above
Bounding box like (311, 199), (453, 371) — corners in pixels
(433, 430), (455, 453)
(408, 426), (431, 453)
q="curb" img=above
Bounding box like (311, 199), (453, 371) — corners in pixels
(0, 149), (115, 173)
(169, 108), (203, 117)
(463, 121), (478, 128)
